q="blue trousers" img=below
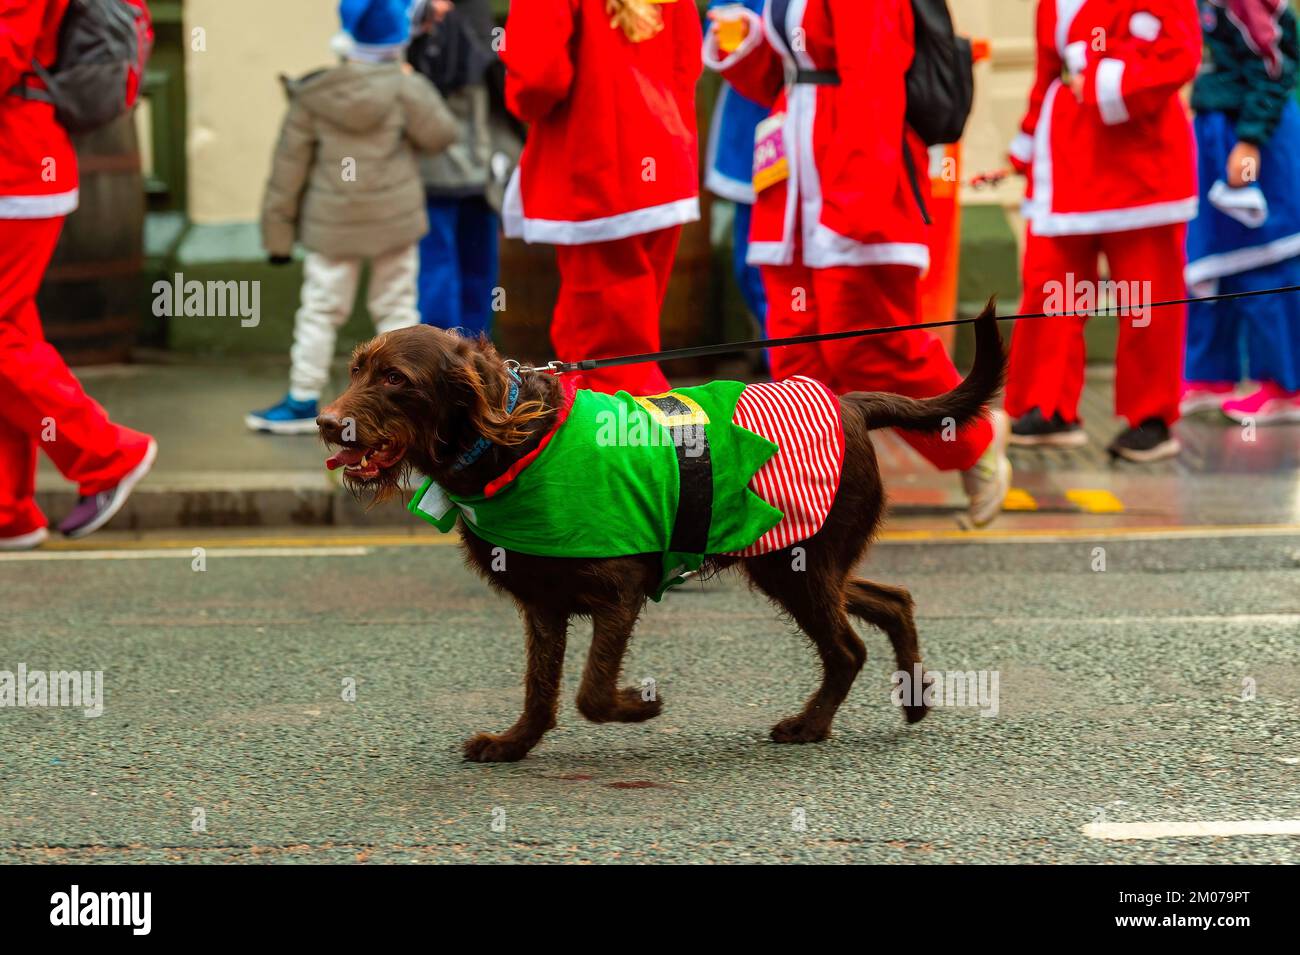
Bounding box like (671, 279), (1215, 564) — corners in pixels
(417, 196), (500, 337)
(732, 201), (767, 331)
(1185, 255), (1300, 391)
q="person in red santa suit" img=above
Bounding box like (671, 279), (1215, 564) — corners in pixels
(500, 0), (702, 396)
(1006, 0), (1201, 461)
(704, 0), (1011, 527)
(0, 0), (157, 551)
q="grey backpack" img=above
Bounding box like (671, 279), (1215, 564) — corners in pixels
(8, 0), (155, 134)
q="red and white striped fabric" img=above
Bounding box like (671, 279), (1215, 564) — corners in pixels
(728, 376), (845, 556)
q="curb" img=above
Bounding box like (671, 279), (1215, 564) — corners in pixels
(35, 470), (414, 531)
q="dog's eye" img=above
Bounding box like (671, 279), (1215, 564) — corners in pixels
(350, 365), (361, 377)
(385, 372), (405, 387)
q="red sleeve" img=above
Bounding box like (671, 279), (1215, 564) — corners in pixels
(1081, 0), (1201, 126)
(1011, 1), (1062, 171)
(0, 0), (45, 92)
(671, 0), (704, 144)
(702, 7), (783, 108)
(817, 0), (911, 242)
(501, 0), (577, 123)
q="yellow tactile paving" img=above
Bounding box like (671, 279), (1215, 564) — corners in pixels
(1065, 489), (1126, 513)
(1002, 488), (1039, 511)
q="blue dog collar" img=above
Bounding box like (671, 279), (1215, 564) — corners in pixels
(452, 367), (521, 472)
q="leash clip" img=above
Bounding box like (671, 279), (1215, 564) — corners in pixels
(512, 359), (572, 375)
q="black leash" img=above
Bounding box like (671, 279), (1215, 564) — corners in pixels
(525, 282), (1300, 375)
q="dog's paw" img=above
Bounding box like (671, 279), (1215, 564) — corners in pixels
(903, 702), (930, 724)
(463, 732), (533, 763)
(576, 687), (664, 724)
(769, 715), (832, 744)
(611, 685), (663, 722)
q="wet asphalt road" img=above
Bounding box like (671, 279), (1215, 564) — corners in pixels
(1, 528), (1297, 863)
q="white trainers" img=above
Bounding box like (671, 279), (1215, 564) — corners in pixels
(0, 526), (49, 552)
(961, 409), (1012, 528)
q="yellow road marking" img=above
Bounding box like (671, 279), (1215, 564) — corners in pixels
(1002, 488), (1038, 511)
(37, 533), (460, 552)
(879, 523), (1300, 543)
(1065, 489), (1125, 513)
(25, 522), (1300, 554)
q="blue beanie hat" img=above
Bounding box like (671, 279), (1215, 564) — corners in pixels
(338, 0), (411, 49)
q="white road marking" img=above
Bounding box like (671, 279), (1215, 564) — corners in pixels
(979, 613), (1300, 626)
(882, 524), (1300, 544)
(0, 546), (369, 562)
(1083, 820), (1300, 840)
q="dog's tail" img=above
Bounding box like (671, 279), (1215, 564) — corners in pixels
(842, 299), (1005, 434)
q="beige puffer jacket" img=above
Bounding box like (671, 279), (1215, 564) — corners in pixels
(261, 61), (458, 260)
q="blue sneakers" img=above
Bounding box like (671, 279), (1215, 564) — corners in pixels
(245, 394), (319, 435)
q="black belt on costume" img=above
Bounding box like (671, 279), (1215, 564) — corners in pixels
(792, 69), (840, 86)
(637, 393), (714, 557)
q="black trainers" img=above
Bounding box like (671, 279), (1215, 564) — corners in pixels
(1009, 407), (1088, 448)
(1108, 418), (1180, 462)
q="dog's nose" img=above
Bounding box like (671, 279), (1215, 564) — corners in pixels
(316, 411), (342, 435)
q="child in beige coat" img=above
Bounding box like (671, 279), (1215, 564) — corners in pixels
(249, 0), (458, 433)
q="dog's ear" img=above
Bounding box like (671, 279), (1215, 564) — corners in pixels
(446, 347), (547, 447)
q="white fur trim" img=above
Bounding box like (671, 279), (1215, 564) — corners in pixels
(1027, 81), (1061, 229)
(1009, 131), (1035, 164)
(1096, 58), (1130, 125)
(701, 8), (766, 72)
(502, 165), (524, 239)
(746, 240), (793, 266)
(1055, 0), (1088, 56)
(706, 168), (757, 204)
(1064, 41), (1088, 75)
(1031, 197), (1199, 237)
(0, 188), (79, 219)
(1129, 11), (1162, 42)
(806, 228), (930, 269)
(508, 193), (701, 246)
(704, 84), (758, 203)
(1185, 231), (1300, 286)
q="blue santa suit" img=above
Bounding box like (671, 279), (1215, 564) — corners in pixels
(703, 0), (768, 332)
(1185, 0), (1300, 390)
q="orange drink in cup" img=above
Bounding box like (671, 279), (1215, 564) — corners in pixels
(711, 4), (749, 55)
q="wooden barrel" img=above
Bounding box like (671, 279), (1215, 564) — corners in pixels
(493, 236), (559, 364)
(493, 209), (718, 373)
(491, 62), (724, 374)
(37, 114), (145, 365)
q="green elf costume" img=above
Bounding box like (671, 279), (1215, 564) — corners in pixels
(409, 375), (845, 599)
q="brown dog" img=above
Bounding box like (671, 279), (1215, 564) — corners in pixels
(317, 305), (1005, 762)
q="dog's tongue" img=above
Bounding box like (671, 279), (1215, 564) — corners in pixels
(326, 447), (366, 471)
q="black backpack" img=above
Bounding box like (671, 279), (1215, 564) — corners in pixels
(905, 0), (974, 146)
(900, 0), (973, 223)
(7, 0), (154, 134)
(407, 4), (493, 96)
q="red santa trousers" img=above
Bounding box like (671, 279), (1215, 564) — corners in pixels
(1006, 223), (1186, 427)
(550, 226), (680, 396)
(0, 217), (153, 531)
(762, 261), (993, 472)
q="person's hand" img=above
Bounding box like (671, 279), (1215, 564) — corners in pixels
(1068, 73), (1085, 101)
(1227, 141), (1261, 188)
(268, 254), (292, 267)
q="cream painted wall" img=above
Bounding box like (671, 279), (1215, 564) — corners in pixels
(185, 0), (340, 224)
(951, 0), (1036, 212)
(182, 0), (1039, 225)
